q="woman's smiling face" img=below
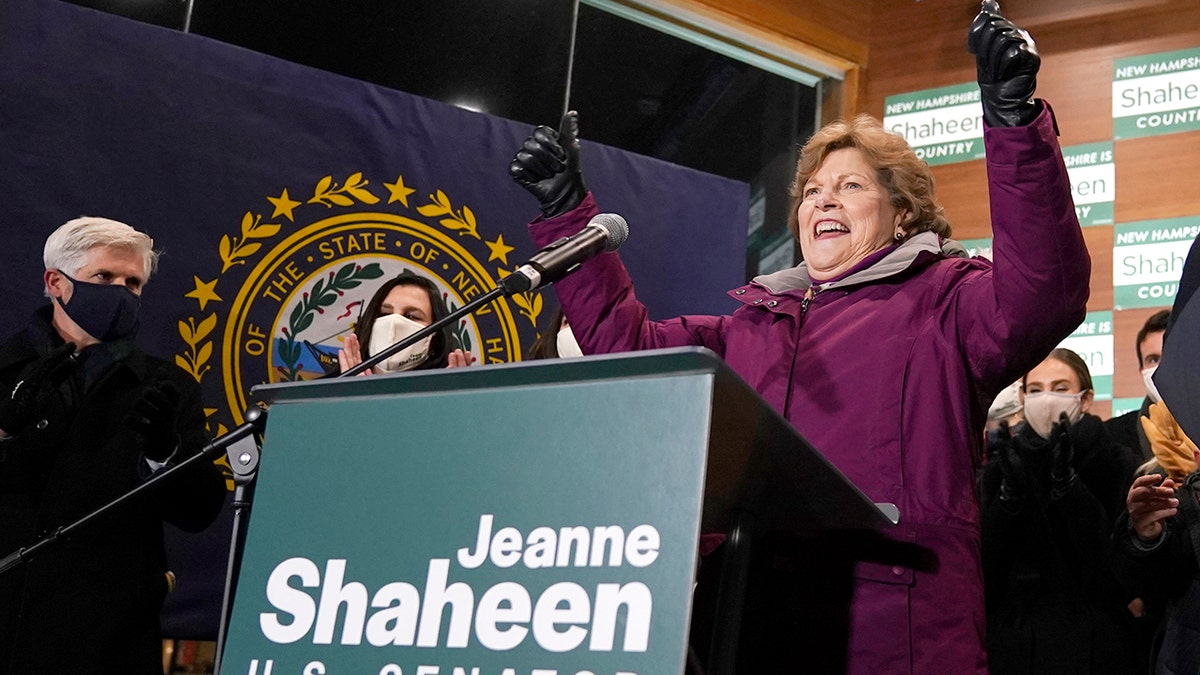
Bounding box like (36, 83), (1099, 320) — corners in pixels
(796, 146), (906, 280)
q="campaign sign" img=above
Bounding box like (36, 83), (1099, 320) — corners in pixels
(1058, 311), (1114, 400)
(882, 83), (985, 166)
(1111, 398), (1144, 418)
(219, 354), (713, 675)
(1113, 217), (1200, 309)
(1062, 142), (1115, 226)
(1113, 47), (1200, 139)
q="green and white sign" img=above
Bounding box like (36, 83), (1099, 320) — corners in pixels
(1113, 47), (1200, 139)
(1113, 216), (1200, 308)
(219, 359), (715, 675)
(1062, 142), (1115, 226)
(960, 237), (993, 261)
(883, 83), (985, 166)
(1111, 398), (1144, 418)
(1058, 311), (1114, 401)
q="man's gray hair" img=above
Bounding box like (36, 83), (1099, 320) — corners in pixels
(43, 216), (159, 280)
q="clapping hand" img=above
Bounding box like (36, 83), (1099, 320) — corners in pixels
(1049, 413), (1078, 499)
(998, 437), (1028, 505)
(967, 1), (1041, 127)
(337, 333), (373, 376)
(126, 370), (181, 463)
(1126, 473), (1180, 542)
(0, 342), (77, 437)
(446, 349), (475, 368)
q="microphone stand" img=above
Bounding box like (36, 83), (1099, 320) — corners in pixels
(0, 280), (516, 673)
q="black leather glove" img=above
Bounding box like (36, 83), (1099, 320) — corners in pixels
(510, 111), (587, 218)
(967, 0), (1041, 127)
(126, 370), (181, 463)
(997, 436), (1027, 505)
(1049, 413), (1078, 499)
(0, 342), (77, 437)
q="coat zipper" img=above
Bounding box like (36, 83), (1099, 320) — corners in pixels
(783, 284), (820, 418)
(801, 285), (821, 317)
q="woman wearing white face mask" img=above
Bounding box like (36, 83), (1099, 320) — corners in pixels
(979, 348), (1142, 674)
(336, 271), (475, 374)
(526, 307), (584, 360)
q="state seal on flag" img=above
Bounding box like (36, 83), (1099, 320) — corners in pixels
(175, 172), (543, 435)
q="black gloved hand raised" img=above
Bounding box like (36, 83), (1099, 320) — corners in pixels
(126, 370), (181, 463)
(0, 342), (77, 437)
(967, 0), (1041, 127)
(997, 436), (1028, 506)
(1049, 413), (1078, 499)
(510, 111), (587, 219)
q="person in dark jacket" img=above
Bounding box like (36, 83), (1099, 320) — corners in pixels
(508, 3), (1089, 673)
(980, 348), (1142, 674)
(0, 216), (226, 674)
(1106, 309), (1170, 462)
(1113, 448), (1200, 675)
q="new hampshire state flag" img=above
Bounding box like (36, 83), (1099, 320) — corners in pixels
(0, 0), (748, 637)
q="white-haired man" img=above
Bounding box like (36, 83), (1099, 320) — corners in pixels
(0, 217), (225, 674)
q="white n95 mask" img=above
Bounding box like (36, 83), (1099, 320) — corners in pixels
(1141, 365), (1163, 404)
(1023, 391), (1085, 440)
(556, 325), (584, 358)
(368, 313), (432, 372)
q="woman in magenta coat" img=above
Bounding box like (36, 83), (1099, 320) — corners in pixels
(509, 4), (1090, 673)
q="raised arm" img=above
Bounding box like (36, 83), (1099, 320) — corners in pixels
(509, 113), (729, 356)
(956, 2), (1091, 390)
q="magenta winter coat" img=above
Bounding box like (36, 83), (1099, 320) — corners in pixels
(528, 105), (1090, 674)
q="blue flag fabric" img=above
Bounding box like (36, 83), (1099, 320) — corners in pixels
(0, 0), (748, 638)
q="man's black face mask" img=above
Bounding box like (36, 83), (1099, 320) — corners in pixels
(56, 271), (140, 342)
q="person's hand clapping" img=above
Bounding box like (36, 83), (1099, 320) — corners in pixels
(1126, 473), (1180, 542)
(337, 333), (374, 376)
(0, 342), (77, 437)
(998, 437), (1028, 506)
(446, 349), (476, 368)
(510, 111), (587, 218)
(1049, 413), (1078, 499)
(126, 370), (181, 463)
(967, 1), (1041, 127)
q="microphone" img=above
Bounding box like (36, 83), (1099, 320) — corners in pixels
(501, 213), (629, 293)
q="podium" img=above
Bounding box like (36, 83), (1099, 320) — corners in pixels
(218, 347), (893, 674)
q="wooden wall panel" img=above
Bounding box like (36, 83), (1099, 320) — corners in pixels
(689, 0), (872, 64)
(1092, 400), (1114, 421)
(1115, 133), (1200, 221)
(932, 162), (990, 241)
(1084, 227), (1116, 313)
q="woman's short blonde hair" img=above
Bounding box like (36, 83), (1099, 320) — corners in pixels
(787, 114), (951, 240)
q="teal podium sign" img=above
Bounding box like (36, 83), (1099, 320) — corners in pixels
(219, 348), (889, 674)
